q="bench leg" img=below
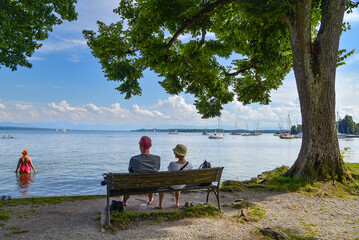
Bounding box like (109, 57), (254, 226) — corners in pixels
(205, 188), (222, 212)
(106, 191), (110, 227)
(214, 186), (221, 212)
(205, 188), (211, 204)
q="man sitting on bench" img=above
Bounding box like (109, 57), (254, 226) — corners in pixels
(124, 136), (161, 206)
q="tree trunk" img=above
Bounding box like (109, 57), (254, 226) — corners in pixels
(284, 0), (350, 181)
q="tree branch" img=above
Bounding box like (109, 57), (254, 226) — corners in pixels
(166, 0), (235, 50)
(201, 15), (211, 45)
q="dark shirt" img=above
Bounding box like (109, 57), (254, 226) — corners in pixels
(128, 154), (161, 173)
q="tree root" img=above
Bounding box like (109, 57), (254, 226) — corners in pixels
(259, 227), (290, 240)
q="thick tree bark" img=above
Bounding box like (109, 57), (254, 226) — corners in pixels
(284, 0), (350, 181)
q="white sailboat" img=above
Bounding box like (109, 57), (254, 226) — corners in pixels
(230, 120), (241, 135)
(242, 121), (251, 136)
(202, 122), (209, 135)
(209, 118), (224, 139)
(62, 128), (67, 133)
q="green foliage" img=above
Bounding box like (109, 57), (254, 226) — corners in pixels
(338, 115), (358, 134)
(110, 204), (220, 231)
(83, 0), (295, 118)
(0, 0), (78, 71)
(83, 0), (358, 118)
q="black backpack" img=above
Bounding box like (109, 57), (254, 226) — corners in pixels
(199, 160), (212, 186)
(110, 200), (124, 212)
(199, 160), (211, 169)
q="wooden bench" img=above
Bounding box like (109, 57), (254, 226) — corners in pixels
(103, 167), (224, 226)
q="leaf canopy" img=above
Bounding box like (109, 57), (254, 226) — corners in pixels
(0, 0), (78, 71)
(83, 0), (356, 118)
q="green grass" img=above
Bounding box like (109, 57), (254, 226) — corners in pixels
(220, 163), (359, 197)
(346, 163), (359, 180)
(109, 204), (221, 231)
(0, 210), (11, 221)
(0, 195), (103, 207)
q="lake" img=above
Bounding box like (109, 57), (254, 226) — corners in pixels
(0, 129), (358, 198)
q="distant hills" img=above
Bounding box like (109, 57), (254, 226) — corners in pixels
(0, 122), (282, 133)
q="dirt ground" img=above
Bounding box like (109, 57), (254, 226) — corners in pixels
(1, 189), (358, 239)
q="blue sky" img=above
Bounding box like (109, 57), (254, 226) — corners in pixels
(1, 1), (359, 130)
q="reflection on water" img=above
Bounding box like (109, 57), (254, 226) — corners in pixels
(16, 173), (35, 195)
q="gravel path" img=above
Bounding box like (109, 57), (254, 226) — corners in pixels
(1, 190), (358, 239)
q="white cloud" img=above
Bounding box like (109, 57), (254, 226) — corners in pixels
(48, 100), (87, 112)
(344, 8), (359, 22)
(38, 37), (87, 54)
(15, 104), (32, 110)
(0, 103), (5, 109)
(132, 104), (170, 118)
(86, 103), (103, 113)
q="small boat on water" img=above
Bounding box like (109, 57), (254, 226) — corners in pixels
(279, 132), (294, 139)
(209, 132), (224, 139)
(62, 128), (67, 133)
(345, 134), (359, 138)
(230, 120), (241, 135)
(293, 132), (302, 138)
(202, 132), (209, 135)
(168, 130), (179, 134)
(209, 117), (224, 139)
(230, 132), (241, 135)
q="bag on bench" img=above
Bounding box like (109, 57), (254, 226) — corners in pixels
(199, 160), (212, 186)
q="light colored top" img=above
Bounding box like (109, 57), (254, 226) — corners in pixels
(168, 161), (193, 171)
(167, 161), (193, 189)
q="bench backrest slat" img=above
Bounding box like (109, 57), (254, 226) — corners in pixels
(107, 167), (223, 190)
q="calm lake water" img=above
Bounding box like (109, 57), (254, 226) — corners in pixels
(0, 129), (358, 198)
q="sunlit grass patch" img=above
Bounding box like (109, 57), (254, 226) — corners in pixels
(233, 204), (266, 222)
(221, 164), (359, 197)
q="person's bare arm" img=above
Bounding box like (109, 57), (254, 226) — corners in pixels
(15, 159), (21, 173)
(28, 158), (37, 173)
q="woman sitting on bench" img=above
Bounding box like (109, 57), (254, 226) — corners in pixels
(157, 144), (193, 209)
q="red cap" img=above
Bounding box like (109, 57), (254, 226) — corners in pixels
(22, 150), (28, 155)
(139, 136), (152, 149)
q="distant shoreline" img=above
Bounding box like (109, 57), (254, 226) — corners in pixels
(0, 125), (285, 133)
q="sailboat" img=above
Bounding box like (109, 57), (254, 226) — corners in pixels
(62, 128), (67, 133)
(251, 120), (262, 135)
(230, 120), (241, 135)
(202, 122), (209, 135)
(241, 121), (251, 136)
(209, 118), (224, 139)
(168, 130), (179, 134)
(279, 114), (293, 139)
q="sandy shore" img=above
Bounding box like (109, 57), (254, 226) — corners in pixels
(1, 189), (358, 239)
